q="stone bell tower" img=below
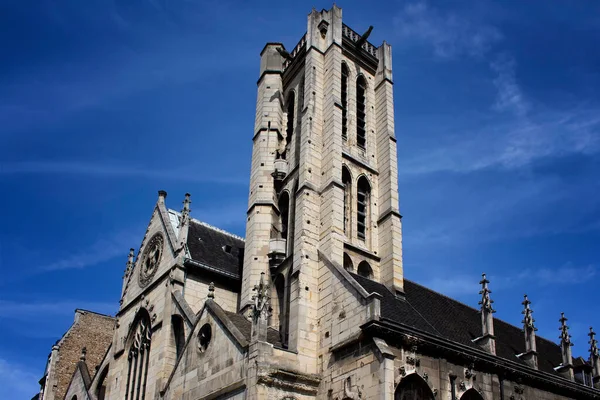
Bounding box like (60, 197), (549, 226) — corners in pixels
(241, 5), (403, 369)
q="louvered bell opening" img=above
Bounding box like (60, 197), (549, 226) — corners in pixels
(356, 77), (366, 149)
(341, 64), (348, 140)
(357, 190), (367, 240)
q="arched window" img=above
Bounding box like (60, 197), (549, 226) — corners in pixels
(71, 396), (78, 400)
(395, 374), (435, 400)
(356, 75), (367, 149)
(286, 92), (295, 147)
(343, 253), (354, 272)
(357, 261), (373, 279)
(356, 176), (371, 241)
(95, 366), (109, 400)
(171, 315), (185, 359)
(278, 192), (290, 241)
(125, 310), (152, 400)
(341, 63), (349, 140)
(460, 389), (485, 400)
(342, 166), (352, 235)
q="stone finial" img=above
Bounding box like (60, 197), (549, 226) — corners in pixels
(473, 273), (496, 354)
(559, 312), (572, 347)
(207, 282), (215, 299)
(125, 248), (135, 276)
(589, 327), (600, 378)
(158, 190), (167, 203)
(180, 193), (191, 226)
(80, 347), (87, 362)
(519, 294), (538, 369)
(478, 274), (495, 314)
(557, 312), (574, 380)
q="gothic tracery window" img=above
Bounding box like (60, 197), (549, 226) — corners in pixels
(356, 75), (367, 149)
(125, 311), (152, 400)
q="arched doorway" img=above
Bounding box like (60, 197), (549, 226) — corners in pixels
(460, 388), (484, 400)
(395, 374), (435, 400)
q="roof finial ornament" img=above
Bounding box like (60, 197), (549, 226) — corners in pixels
(473, 273), (496, 355)
(207, 282), (215, 299)
(125, 248), (135, 277)
(181, 193), (191, 226)
(559, 312), (572, 346)
(519, 294), (538, 369)
(478, 273), (495, 314)
(556, 312), (575, 380)
(589, 327), (600, 379)
(80, 347), (87, 362)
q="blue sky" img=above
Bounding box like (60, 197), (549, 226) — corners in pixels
(1, 0), (599, 398)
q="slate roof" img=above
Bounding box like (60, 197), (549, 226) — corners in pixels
(223, 310), (284, 348)
(186, 219), (244, 278)
(350, 273), (566, 376)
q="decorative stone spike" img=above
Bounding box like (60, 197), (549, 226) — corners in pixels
(473, 273), (496, 354)
(125, 248), (134, 276)
(518, 294), (538, 369)
(208, 282), (215, 299)
(181, 193), (191, 226)
(555, 312), (574, 380)
(589, 327), (600, 380)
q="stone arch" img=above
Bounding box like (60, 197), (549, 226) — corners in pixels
(395, 373), (435, 400)
(357, 260), (373, 279)
(460, 388), (485, 400)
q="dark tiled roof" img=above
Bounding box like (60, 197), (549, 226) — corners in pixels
(186, 220), (244, 277)
(350, 273), (565, 375)
(223, 310), (283, 348)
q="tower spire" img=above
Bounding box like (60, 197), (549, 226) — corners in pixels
(589, 327), (600, 384)
(518, 294), (538, 369)
(473, 273), (496, 354)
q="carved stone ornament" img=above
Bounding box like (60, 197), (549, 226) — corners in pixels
(139, 233), (164, 288)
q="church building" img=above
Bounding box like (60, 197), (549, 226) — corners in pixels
(38, 6), (600, 400)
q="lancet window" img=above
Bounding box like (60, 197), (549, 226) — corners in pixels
(341, 63), (349, 140)
(342, 166), (352, 235)
(356, 75), (367, 149)
(356, 176), (371, 241)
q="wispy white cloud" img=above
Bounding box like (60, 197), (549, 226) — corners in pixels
(490, 53), (529, 118)
(394, 1), (502, 59)
(0, 358), (40, 399)
(38, 230), (139, 272)
(0, 160), (247, 184)
(424, 263), (596, 297)
(0, 299), (116, 320)
(400, 106), (600, 176)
